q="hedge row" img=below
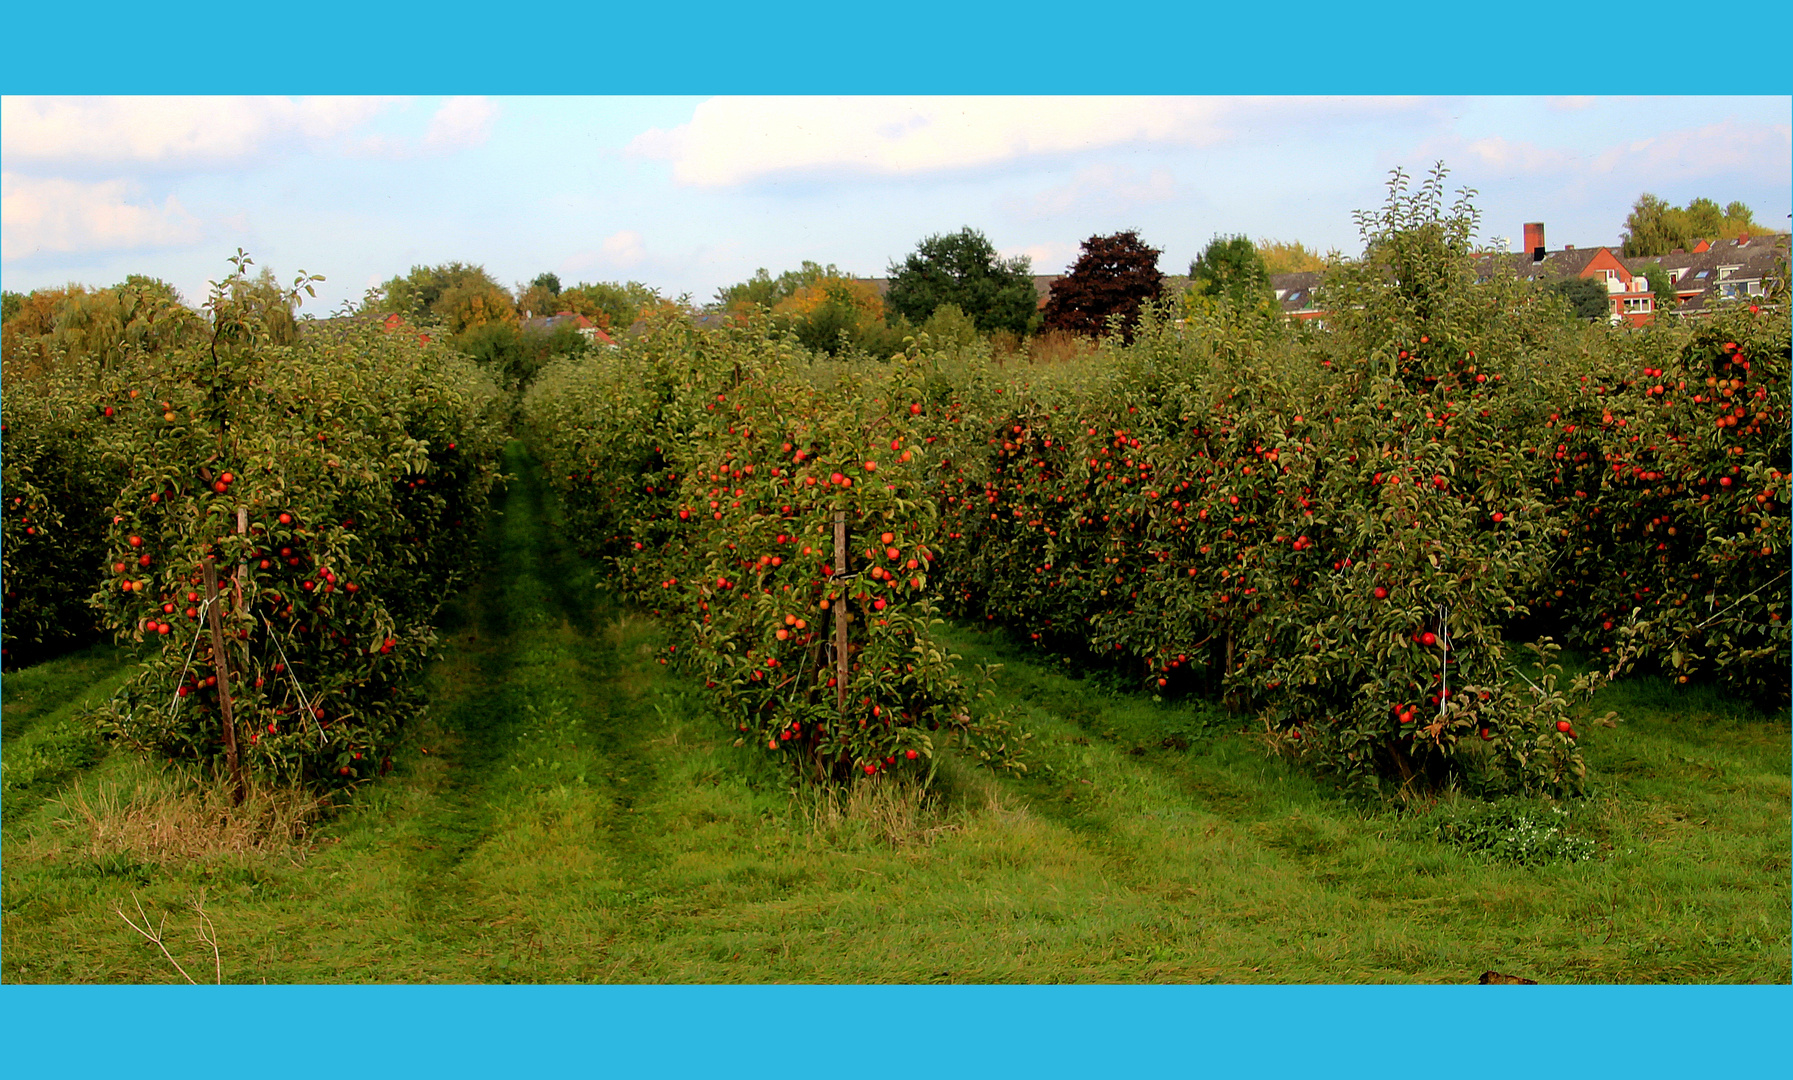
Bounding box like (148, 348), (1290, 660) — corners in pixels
(2, 279), (505, 786)
(522, 317), (1024, 783)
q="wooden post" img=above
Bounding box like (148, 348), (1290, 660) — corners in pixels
(833, 510), (848, 712)
(202, 557), (247, 806)
(235, 506), (248, 613)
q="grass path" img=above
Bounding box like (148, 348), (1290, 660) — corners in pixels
(2, 442), (1787, 983)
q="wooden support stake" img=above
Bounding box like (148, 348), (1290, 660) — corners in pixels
(234, 506), (248, 613)
(202, 557), (247, 806)
(834, 510), (848, 712)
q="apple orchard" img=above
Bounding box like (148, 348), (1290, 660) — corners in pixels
(2, 181), (1787, 801)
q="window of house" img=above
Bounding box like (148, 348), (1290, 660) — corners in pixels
(1623, 297), (1652, 313)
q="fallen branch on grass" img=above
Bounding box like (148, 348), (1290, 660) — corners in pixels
(112, 891), (222, 984)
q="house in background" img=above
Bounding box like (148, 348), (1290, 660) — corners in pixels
(523, 311), (617, 347)
(1267, 223), (1786, 327)
(1624, 234), (1785, 317)
(1271, 271), (1326, 323)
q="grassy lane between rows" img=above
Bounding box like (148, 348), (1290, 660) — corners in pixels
(2, 643), (138, 826)
(2, 442), (1786, 983)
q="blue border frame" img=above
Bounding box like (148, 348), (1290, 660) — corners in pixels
(3, 1), (1789, 1076)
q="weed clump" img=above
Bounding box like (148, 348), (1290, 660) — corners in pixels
(1432, 799), (1597, 866)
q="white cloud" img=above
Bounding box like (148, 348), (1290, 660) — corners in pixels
(1547, 96), (1599, 111)
(1590, 120), (1791, 179)
(422, 96), (500, 153)
(601, 229), (646, 266)
(0, 96), (401, 168)
(1461, 136), (1576, 173)
(1453, 120), (1789, 183)
(1001, 240), (1081, 274)
(627, 97), (1420, 187)
(1027, 164), (1177, 218)
(1, 172), (203, 261)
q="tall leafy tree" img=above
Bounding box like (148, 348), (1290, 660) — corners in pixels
(1548, 276), (1612, 321)
(1637, 263), (1678, 314)
(517, 272), (564, 318)
(885, 228), (1038, 335)
(1041, 230), (1165, 338)
(714, 261), (842, 312)
(1621, 194), (1767, 257)
(368, 262), (514, 328)
(1256, 237), (1328, 275)
(1620, 194), (1681, 257)
(1189, 234), (1275, 313)
(557, 280), (661, 331)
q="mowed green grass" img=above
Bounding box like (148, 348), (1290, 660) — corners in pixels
(2, 442), (1786, 984)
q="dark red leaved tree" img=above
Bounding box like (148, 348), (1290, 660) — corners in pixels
(1041, 231), (1165, 340)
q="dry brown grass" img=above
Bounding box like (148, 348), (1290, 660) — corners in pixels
(986, 329), (1100, 367)
(51, 772), (328, 866)
(799, 757), (1025, 849)
(801, 774), (960, 848)
(1024, 329), (1100, 365)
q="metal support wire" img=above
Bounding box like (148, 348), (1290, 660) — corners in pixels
(1694, 570), (1789, 630)
(166, 595), (220, 716)
(1436, 602), (1452, 718)
(261, 614), (327, 746)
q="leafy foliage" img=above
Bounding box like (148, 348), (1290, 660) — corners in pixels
(1257, 238), (1329, 276)
(1433, 798), (1597, 865)
(1549, 276), (1613, 321)
(714, 261), (844, 313)
(1636, 263), (1679, 313)
(555, 280), (661, 332)
(367, 262), (516, 334)
(885, 228), (1039, 336)
(521, 315), (1018, 785)
(1189, 235), (1275, 314)
(1621, 194), (1767, 258)
(3, 254), (506, 786)
(1041, 231), (1165, 340)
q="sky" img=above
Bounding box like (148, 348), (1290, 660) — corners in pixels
(2, 95), (1789, 316)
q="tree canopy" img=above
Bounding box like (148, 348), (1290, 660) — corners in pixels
(367, 262), (515, 333)
(553, 280), (660, 331)
(1548, 276), (1612, 321)
(1256, 237), (1329, 275)
(884, 228), (1038, 335)
(1636, 263), (1679, 314)
(1041, 231), (1165, 338)
(1620, 194), (1765, 257)
(1189, 234), (1275, 313)
(714, 261), (844, 312)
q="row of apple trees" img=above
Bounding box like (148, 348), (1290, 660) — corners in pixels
(521, 314), (1027, 783)
(0, 260), (506, 786)
(913, 172), (1787, 797)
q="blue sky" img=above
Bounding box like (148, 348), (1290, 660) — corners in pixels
(3, 94), (1789, 314)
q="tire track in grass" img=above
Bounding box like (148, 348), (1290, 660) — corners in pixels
(337, 441), (668, 978)
(934, 626), (1414, 979)
(0, 644), (138, 828)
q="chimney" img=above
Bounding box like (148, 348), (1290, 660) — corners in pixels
(1524, 222), (1546, 262)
